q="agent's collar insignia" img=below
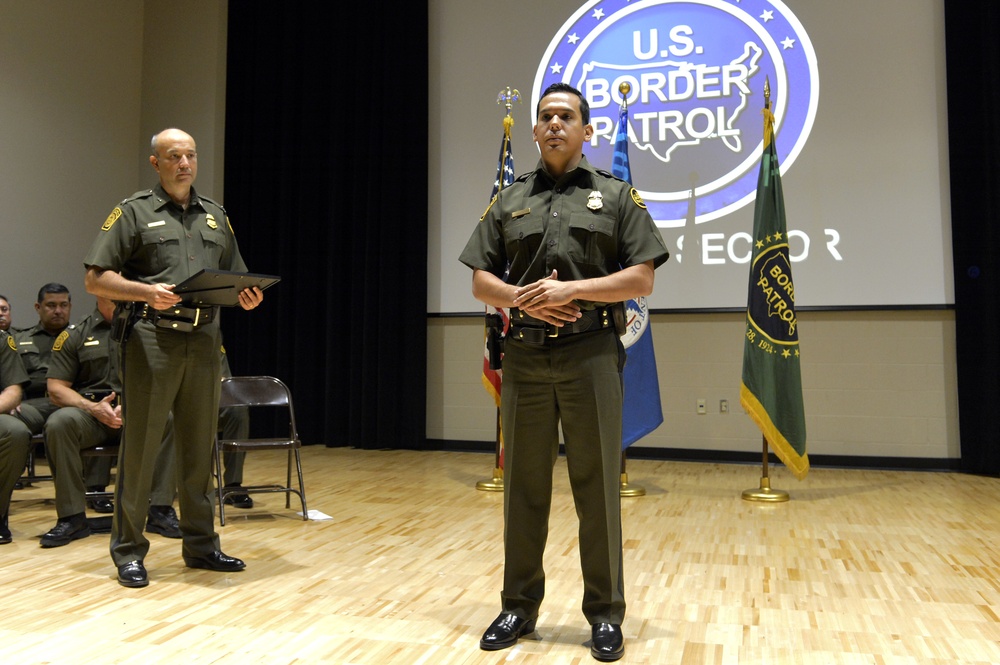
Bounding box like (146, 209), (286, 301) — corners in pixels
(587, 190), (604, 211)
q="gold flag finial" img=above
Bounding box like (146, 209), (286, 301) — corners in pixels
(497, 87), (520, 135)
(764, 76), (771, 110)
(497, 87), (521, 115)
(618, 81), (632, 112)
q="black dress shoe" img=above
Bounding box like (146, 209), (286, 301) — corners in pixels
(479, 612), (536, 651)
(223, 485), (254, 509)
(0, 513), (10, 545)
(87, 488), (114, 514)
(117, 560), (148, 588)
(183, 551), (246, 572)
(40, 514), (91, 548)
(590, 623), (624, 662)
(146, 505), (182, 538)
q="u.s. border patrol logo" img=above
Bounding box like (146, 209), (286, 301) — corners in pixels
(534, 0), (818, 228)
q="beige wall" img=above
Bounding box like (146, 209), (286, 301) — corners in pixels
(428, 311), (960, 461)
(0, 0), (226, 318)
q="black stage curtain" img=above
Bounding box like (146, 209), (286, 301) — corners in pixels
(220, 3), (429, 450)
(946, 3), (1000, 474)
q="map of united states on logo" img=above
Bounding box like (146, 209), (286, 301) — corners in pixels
(534, 0), (818, 228)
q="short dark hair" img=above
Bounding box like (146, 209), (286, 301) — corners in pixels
(537, 82), (590, 124)
(37, 283), (70, 303)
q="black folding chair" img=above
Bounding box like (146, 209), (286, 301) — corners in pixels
(214, 376), (307, 525)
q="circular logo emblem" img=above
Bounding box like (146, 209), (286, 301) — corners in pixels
(619, 296), (650, 350)
(534, 0), (818, 228)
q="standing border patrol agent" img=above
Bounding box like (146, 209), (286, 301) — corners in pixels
(83, 128), (263, 588)
(460, 83), (669, 662)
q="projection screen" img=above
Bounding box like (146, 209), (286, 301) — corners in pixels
(429, 0), (952, 312)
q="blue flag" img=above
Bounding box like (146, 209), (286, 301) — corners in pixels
(612, 106), (664, 448)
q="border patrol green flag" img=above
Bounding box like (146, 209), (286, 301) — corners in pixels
(740, 106), (808, 479)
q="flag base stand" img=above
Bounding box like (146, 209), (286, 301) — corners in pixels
(742, 437), (789, 502)
(619, 472), (646, 497)
(741, 476), (789, 502)
(476, 468), (504, 492)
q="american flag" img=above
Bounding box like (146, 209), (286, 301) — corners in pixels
(481, 114), (514, 408)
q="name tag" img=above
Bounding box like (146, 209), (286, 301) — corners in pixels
(512, 208), (531, 219)
(84, 340), (100, 346)
(147, 220), (166, 228)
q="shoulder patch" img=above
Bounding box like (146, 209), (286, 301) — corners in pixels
(102, 207), (122, 231)
(630, 188), (647, 209)
(52, 330), (70, 352)
(480, 195), (498, 222)
(6, 335), (15, 351)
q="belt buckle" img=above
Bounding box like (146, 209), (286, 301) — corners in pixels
(547, 324), (559, 338)
(192, 307), (201, 327)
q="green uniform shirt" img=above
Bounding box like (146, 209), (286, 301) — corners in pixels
(48, 307), (119, 394)
(460, 156), (669, 308)
(0, 331), (29, 392)
(13, 324), (69, 399)
(83, 183), (248, 291)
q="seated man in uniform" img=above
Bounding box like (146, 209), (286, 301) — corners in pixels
(0, 295), (13, 333)
(41, 296), (181, 547)
(0, 329), (31, 544)
(13, 283), (112, 510)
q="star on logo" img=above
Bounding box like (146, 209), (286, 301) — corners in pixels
(567, 33), (580, 45)
(592, 8), (604, 20)
(782, 37), (796, 49)
(760, 10), (774, 22)
(550, 63), (563, 74)
(782, 348), (792, 358)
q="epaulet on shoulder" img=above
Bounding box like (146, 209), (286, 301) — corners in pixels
(121, 190), (154, 205)
(199, 195), (227, 215)
(514, 171), (531, 183)
(595, 168), (622, 181)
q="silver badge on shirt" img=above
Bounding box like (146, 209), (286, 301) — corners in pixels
(587, 190), (603, 211)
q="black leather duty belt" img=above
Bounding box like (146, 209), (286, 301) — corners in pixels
(508, 307), (613, 345)
(133, 302), (216, 332)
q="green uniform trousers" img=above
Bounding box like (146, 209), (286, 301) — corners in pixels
(45, 407), (177, 518)
(499, 327), (626, 625)
(19, 398), (111, 488)
(0, 413), (31, 518)
(111, 320), (221, 566)
(219, 405), (248, 486)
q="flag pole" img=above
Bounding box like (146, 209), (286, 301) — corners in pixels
(741, 77), (789, 503)
(476, 87), (519, 493)
(614, 81), (648, 498)
(476, 409), (504, 491)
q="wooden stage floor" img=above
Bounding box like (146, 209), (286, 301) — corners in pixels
(2, 447), (1000, 664)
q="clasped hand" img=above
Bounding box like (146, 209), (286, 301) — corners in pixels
(512, 270), (582, 326)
